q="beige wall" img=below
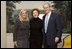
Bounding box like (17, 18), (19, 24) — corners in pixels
(1, 1), (6, 48)
(15, 1), (54, 10)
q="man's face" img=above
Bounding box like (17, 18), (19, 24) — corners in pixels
(43, 4), (50, 14)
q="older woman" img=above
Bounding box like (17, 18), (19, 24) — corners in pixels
(29, 8), (43, 48)
(13, 9), (30, 48)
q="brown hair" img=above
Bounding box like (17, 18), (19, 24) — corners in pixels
(31, 8), (40, 16)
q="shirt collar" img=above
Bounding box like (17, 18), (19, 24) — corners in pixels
(47, 11), (51, 17)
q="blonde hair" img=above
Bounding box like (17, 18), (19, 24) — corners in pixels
(18, 9), (29, 22)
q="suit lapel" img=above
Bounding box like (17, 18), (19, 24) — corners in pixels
(43, 14), (46, 21)
(43, 12), (54, 33)
(43, 14), (46, 32)
(46, 12), (53, 32)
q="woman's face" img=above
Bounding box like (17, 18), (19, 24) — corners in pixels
(21, 10), (27, 19)
(33, 10), (39, 18)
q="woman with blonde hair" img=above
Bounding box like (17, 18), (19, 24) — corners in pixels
(13, 9), (30, 48)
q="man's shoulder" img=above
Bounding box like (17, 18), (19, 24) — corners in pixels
(51, 11), (60, 20)
(52, 11), (59, 16)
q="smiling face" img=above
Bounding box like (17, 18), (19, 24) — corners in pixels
(20, 10), (28, 19)
(33, 10), (39, 18)
(43, 3), (51, 14)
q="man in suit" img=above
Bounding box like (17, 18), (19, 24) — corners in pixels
(42, 3), (62, 48)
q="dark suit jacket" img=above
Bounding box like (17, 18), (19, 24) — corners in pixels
(43, 11), (62, 46)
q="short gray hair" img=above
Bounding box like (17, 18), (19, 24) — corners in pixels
(43, 2), (51, 7)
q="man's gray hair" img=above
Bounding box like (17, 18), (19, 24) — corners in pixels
(43, 2), (51, 7)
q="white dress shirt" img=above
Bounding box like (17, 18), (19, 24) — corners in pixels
(44, 11), (52, 33)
